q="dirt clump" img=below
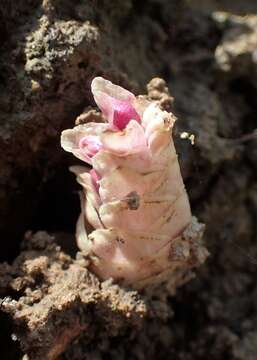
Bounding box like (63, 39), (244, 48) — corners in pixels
(0, 232), (147, 360)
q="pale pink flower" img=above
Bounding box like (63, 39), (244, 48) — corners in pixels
(61, 77), (206, 288)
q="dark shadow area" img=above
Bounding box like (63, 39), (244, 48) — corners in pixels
(31, 168), (80, 234)
(0, 164), (80, 263)
(0, 312), (23, 360)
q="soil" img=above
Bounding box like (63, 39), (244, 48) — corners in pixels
(0, 0), (256, 359)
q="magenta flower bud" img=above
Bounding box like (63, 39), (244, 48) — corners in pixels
(91, 77), (141, 130)
(79, 135), (103, 159)
(61, 77), (207, 288)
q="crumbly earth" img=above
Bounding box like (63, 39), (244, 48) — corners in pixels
(0, 232), (148, 360)
(0, 0), (257, 359)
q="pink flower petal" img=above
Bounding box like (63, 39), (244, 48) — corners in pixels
(61, 123), (108, 165)
(90, 169), (101, 191)
(79, 135), (103, 158)
(91, 77), (141, 130)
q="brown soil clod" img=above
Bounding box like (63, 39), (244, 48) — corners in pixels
(0, 232), (147, 360)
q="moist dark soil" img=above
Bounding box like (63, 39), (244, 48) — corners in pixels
(0, 0), (256, 359)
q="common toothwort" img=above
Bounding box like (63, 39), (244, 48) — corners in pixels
(61, 77), (208, 288)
